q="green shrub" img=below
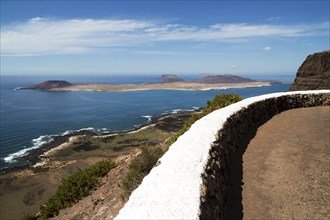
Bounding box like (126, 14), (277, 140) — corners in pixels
(168, 93), (242, 145)
(39, 159), (116, 219)
(120, 93), (242, 200)
(21, 213), (38, 220)
(120, 94), (242, 200)
(204, 93), (243, 114)
(23, 191), (35, 206)
(121, 147), (164, 198)
(31, 166), (49, 173)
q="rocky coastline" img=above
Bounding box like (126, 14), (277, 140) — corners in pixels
(0, 110), (199, 174)
(6, 130), (96, 172)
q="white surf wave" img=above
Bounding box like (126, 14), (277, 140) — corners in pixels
(3, 135), (54, 163)
(142, 115), (153, 122)
(165, 107), (202, 115)
(2, 127), (108, 164)
(61, 127), (96, 136)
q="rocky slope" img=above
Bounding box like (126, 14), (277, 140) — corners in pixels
(26, 80), (72, 90)
(160, 74), (184, 83)
(160, 74), (257, 84)
(198, 74), (255, 84)
(289, 50), (330, 91)
(52, 153), (138, 220)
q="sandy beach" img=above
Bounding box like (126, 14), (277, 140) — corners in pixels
(50, 81), (271, 92)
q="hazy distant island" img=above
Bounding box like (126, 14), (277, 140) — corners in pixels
(21, 74), (272, 92)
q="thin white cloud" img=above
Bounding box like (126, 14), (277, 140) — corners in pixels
(266, 16), (282, 21)
(131, 50), (182, 55)
(262, 46), (272, 51)
(1, 18), (328, 56)
(230, 64), (238, 69)
(29, 17), (48, 22)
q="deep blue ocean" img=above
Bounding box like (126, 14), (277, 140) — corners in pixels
(0, 74), (293, 169)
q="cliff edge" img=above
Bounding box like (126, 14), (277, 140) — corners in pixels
(289, 50), (330, 91)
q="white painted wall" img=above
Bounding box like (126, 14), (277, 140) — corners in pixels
(115, 90), (329, 220)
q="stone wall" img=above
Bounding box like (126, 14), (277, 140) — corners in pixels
(115, 91), (330, 220)
(199, 93), (330, 220)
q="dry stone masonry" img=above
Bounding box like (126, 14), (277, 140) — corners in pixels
(199, 92), (330, 219)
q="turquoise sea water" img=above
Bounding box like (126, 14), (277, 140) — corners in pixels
(0, 75), (292, 168)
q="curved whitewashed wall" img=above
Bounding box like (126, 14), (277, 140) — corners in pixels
(115, 90), (330, 220)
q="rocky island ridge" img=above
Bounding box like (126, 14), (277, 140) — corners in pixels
(20, 74), (272, 92)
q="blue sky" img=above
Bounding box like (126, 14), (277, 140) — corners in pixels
(1, 0), (329, 76)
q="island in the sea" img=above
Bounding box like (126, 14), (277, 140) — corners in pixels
(20, 74), (272, 92)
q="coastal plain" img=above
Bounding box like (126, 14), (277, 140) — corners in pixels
(49, 81), (271, 92)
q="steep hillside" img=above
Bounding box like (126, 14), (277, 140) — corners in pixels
(27, 80), (72, 90)
(160, 74), (184, 83)
(289, 50), (330, 91)
(198, 75), (255, 84)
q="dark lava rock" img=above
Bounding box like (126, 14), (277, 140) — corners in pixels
(27, 80), (72, 90)
(155, 113), (192, 132)
(160, 74), (185, 83)
(289, 50), (330, 91)
(15, 130), (96, 165)
(198, 75), (255, 84)
(72, 141), (100, 152)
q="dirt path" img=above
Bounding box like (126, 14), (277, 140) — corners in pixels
(242, 106), (330, 219)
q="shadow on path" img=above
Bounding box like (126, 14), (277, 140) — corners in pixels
(224, 121), (266, 220)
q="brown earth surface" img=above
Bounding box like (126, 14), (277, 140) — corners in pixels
(242, 106), (330, 219)
(51, 152), (139, 220)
